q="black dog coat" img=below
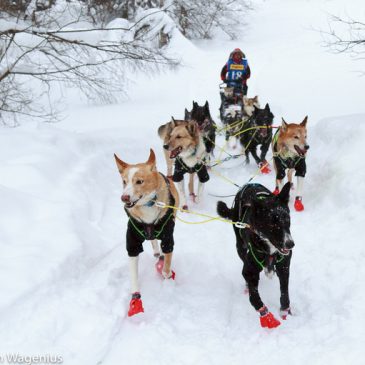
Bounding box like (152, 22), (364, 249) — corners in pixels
(125, 175), (176, 257)
(172, 156), (210, 183)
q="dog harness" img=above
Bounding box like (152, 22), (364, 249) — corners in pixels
(125, 174), (176, 256)
(172, 156), (210, 183)
(234, 185), (285, 270)
(272, 128), (306, 179)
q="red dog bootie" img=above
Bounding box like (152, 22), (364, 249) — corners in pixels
(258, 306), (281, 328)
(294, 196), (304, 211)
(128, 292), (144, 317)
(273, 187), (280, 195)
(259, 161), (271, 174)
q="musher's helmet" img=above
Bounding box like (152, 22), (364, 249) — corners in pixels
(230, 48), (245, 63)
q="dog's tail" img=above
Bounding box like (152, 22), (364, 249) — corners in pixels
(217, 201), (232, 220)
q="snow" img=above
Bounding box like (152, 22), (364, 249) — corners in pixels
(1, 0), (365, 364)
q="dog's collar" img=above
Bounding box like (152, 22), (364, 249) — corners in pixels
(144, 195), (157, 207)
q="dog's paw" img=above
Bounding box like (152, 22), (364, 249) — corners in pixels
(259, 161), (271, 174)
(258, 306), (281, 329)
(162, 270), (176, 280)
(294, 197), (304, 211)
(155, 256), (164, 275)
(128, 292), (144, 317)
(273, 187), (280, 195)
(182, 204), (189, 211)
(280, 307), (292, 320)
(260, 312), (281, 329)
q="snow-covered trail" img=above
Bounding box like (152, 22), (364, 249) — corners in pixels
(1, 0), (365, 364)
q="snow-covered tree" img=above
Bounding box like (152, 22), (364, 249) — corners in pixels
(0, 0), (177, 125)
(167, 0), (252, 39)
(323, 14), (365, 71)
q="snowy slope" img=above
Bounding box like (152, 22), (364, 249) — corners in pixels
(1, 0), (365, 364)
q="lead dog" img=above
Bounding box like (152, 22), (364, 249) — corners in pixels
(272, 116), (309, 211)
(163, 119), (209, 210)
(217, 182), (294, 329)
(114, 149), (179, 317)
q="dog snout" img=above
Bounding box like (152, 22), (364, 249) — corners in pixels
(285, 240), (295, 249)
(121, 194), (130, 203)
(163, 144), (169, 150)
(304, 145), (310, 150)
(260, 128), (268, 137)
(283, 232), (294, 249)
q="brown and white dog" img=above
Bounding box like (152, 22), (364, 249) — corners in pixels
(243, 95), (260, 117)
(114, 149), (179, 317)
(158, 118), (185, 178)
(163, 119), (209, 210)
(272, 116), (309, 211)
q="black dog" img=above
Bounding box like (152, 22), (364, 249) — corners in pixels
(185, 101), (216, 154)
(240, 103), (273, 170)
(217, 182), (294, 329)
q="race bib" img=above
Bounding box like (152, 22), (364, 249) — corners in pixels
(230, 64), (244, 71)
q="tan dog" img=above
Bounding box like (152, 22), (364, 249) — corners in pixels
(243, 95), (260, 117)
(114, 149), (179, 317)
(158, 118), (186, 177)
(163, 119), (209, 210)
(272, 116), (309, 211)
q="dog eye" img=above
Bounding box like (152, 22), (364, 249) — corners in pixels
(294, 136), (299, 139)
(136, 179), (144, 185)
(122, 180), (126, 185)
(176, 135), (182, 139)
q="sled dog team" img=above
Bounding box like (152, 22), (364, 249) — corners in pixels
(115, 96), (309, 329)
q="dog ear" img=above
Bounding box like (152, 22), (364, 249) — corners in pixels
(301, 116), (308, 127)
(171, 116), (176, 128)
(281, 118), (288, 132)
(114, 153), (129, 173)
(243, 95), (248, 102)
(277, 182), (291, 204)
(193, 101), (197, 108)
(146, 148), (156, 171)
(184, 108), (189, 119)
(204, 100), (209, 108)
(265, 103), (270, 111)
(186, 120), (197, 136)
(253, 95), (258, 102)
